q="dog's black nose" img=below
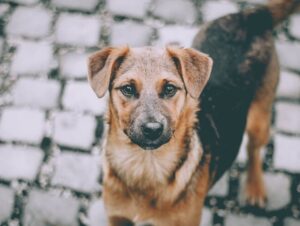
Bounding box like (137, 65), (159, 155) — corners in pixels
(141, 122), (163, 140)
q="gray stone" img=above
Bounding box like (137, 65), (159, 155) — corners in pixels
(24, 189), (79, 226)
(88, 199), (108, 226)
(62, 81), (108, 115)
(10, 41), (53, 76)
(55, 13), (101, 47)
(201, 0), (239, 22)
(264, 173), (291, 210)
(284, 218), (300, 226)
(51, 0), (98, 12)
(225, 214), (271, 226)
(276, 41), (300, 70)
(274, 134), (300, 173)
(59, 51), (88, 79)
(0, 145), (44, 181)
(208, 173), (229, 197)
(152, 0), (197, 24)
(157, 25), (198, 47)
(0, 38), (3, 57)
(0, 185), (14, 223)
(290, 15), (300, 39)
(7, 0), (38, 5)
(0, 4), (10, 16)
(277, 70), (300, 99)
(236, 134), (248, 163)
(236, 134), (266, 164)
(6, 6), (52, 38)
(0, 108), (45, 144)
(51, 152), (101, 193)
(239, 172), (291, 210)
(107, 0), (151, 18)
(12, 78), (60, 109)
(200, 208), (213, 226)
(243, 0), (268, 3)
(111, 21), (153, 46)
(275, 102), (300, 134)
(52, 111), (97, 149)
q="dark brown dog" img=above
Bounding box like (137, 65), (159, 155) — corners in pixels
(87, 0), (300, 225)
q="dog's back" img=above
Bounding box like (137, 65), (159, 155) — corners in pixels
(194, 0), (300, 183)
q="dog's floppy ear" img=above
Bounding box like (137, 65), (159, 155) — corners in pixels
(87, 47), (129, 98)
(167, 47), (213, 99)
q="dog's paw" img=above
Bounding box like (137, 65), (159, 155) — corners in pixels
(245, 179), (267, 208)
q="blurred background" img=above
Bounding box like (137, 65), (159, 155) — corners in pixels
(0, 0), (299, 225)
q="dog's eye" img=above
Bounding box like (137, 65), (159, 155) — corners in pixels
(120, 84), (137, 98)
(162, 84), (177, 98)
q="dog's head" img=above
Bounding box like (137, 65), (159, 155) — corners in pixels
(88, 46), (212, 150)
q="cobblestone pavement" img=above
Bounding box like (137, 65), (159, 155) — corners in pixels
(0, 0), (299, 225)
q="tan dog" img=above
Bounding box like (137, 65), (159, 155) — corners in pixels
(89, 47), (212, 225)
(87, 0), (300, 225)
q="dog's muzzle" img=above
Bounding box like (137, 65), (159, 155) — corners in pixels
(127, 119), (171, 150)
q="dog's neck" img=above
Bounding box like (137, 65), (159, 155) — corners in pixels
(102, 97), (205, 202)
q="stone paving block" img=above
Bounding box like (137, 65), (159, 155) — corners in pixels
(152, 0), (197, 24)
(51, 0), (98, 12)
(208, 173), (229, 197)
(202, 0), (239, 22)
(239, 172), (291, 210)
(12, 78), (60, 109)
(0, 108), (45, 144)
(236, 134), (248, 163)
(10, 41), (53, 75)
(200, 208), (213, 226)
(290, 15), (300, 39)
(59, 51), (88, 79)
(275, 102), (300, 134)
(53, 111), (97, 149)
(51, 152), (101, 193)
(0, 4), (10, 16)
(244, 0), (268, 3)
(264, 173), (291, 210)
(0, 185), (14, 223)
(284, 218), (300, 226)
(0, 145), (44, 181)
(274, 134), (300, 173)
(107, 0), (151, 18)
(236, 134), (266, 164)
(6, 6), (52, 38)
(55, 13), (101, 47)
(111, 21), (152, 46)
(0, 38), (3, 57)
(24, 189), (79, 226)
(225, 214), (271, 226)
(277, 70), (300, 99)
(157, 25), (198, 47)
(62, 81), (107, 115)
(276, 41), (300, 71)
(88, 199), (108, 226)
(7, 0), (38, 5)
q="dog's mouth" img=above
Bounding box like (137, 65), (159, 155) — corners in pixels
(126, 130), (172, 150)
(135, 137), (171, 150)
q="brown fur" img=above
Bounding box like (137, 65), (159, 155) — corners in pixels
(267, 0), (300, 25)
(86, 0), (299, 224)
(88, 47), (213, 225)
(245, 44), (279, 207)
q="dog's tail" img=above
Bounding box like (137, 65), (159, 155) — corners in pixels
(267, 0), (300, 26)
(244, 0), (300, 34)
